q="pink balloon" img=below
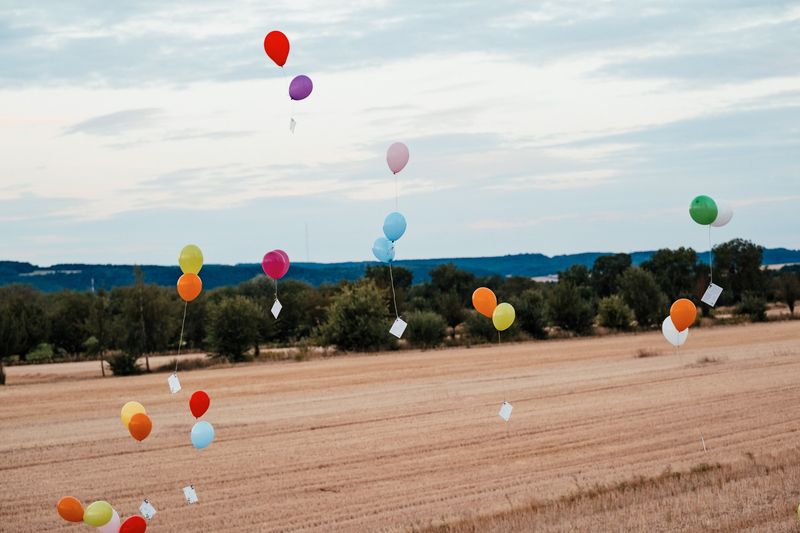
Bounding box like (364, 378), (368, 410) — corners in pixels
(274, 249), (291, 277)
(262, 251), (287, 280)
(98, 509), (121, 533)
(386, 142), (409, 174)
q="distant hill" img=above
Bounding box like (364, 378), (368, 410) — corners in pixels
(1, 247), (798, 293)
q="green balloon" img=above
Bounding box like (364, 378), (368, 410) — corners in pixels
(689, 195), (718, 225)
(83, 501), (112, 527)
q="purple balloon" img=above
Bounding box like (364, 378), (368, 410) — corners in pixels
(289, 75), (313, 101)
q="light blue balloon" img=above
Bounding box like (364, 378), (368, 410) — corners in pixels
(383, 212), (407, 242)
(372, 237), (395, 263)
(191, 420), (215, 449)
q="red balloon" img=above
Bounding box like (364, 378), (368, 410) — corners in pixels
(190, 390), (210, 418)
(264, 31), (290, 67)
(262, 250), (288, 280)
(274, 249), (291, 277)
(119, 515), (147, 533)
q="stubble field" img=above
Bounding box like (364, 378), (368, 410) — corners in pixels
(1, 321), (799, 532)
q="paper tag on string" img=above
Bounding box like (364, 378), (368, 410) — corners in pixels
(168, 373), (181, 394)
(498, 401), (513, 422)
(271, 299), (283, 319)
(701, 283), (723, 307)
(289, 118), (296, 133)
(183, 485), (198, 504)
(139, 500), (157, 520)
(389, 318), (407, 339)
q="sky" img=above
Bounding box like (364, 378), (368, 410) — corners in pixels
(1, 0), (798, 266)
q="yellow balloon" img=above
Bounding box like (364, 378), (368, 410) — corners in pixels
(120, 401), (146, 428)
(83, 501), (112, 527)
(492, 302), (515, 332)
(179, 244), (203, 275)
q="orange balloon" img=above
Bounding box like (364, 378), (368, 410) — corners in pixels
(128, 412), (152, 441)
(57, 496), (84, 523)
(177, 273), (202, 302)
(472, 287), (497, 318)
(669, 298), (697, 332)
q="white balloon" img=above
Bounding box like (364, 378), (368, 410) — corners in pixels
(711, 201), (733, 227)
(662, 316), (689, 347)
(98, 509), (120, 533)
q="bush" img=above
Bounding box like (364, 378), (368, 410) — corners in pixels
(735, 292), (767, 322)
(316, 281), (393, 352)
(405, 311), (447, 349)
(618, 268), (667, 328)
(511, 288), (549, 339)
(26, 343), (54, 363)
(548, 282), (595, 335)
(108, 353), (142, 376)
(598, 295), (634, 330)
(207, 296), (261, 362)
(463, 311), (498, 344)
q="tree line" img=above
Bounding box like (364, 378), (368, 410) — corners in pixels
(0, 239), (797, 384)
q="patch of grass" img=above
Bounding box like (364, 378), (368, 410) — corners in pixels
(635, 348), (662, 358)
(696, 356), (721, 365)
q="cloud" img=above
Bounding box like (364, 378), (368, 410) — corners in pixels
(63, 108), (162, 136)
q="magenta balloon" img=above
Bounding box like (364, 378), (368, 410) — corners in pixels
(274, 249), (291, 277)
(386, 142), (409, 174)
(262, 251), (287, 280)
(289, 75), (313, 101)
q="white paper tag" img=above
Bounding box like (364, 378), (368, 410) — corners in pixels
(289, 118), (296, 133)
(183, 485), (198, 504)
(389, 317), (407, 338)
(498, 401), (513, 422)
(271, 299), (283, 319)
(139, 500), (157, 520)
(701, 283), (723, 307)
(168, 373), (181, 394)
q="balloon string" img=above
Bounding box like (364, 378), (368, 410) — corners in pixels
(389, 264), (399, 318)
(176, 301), (188, 372)
(275, 278), (278, 302)
(395, 173), (399, 210)
(676, 345), (707, 452)
(708, 225), (713, 285)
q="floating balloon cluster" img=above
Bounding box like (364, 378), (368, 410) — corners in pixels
(57, 496), (147, 532)
(190, 390), (215, 449)
(662, 298), (697, 346)
(264, 31), (313, 107)
(689, 195), (733, 227)
(262, 249), (291, 317)
(177, 245), (204, 303)
(472, 287), (516, 333)
(121, 401), (152, 442)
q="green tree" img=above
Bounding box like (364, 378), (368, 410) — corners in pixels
(510, 288), (549, 339)
(405, 311), (447, 349)
(428, 264), (476, 304)
(463, 310), (499, 343)
(316, 281), (392, 351)
(85, 289), (112, 376)
(641, 247), (698, 301)
(618, 268), (667, 328)
(597, 295), (634, 330)
(735, 291), (767, 322)
(0, 285), (48, 384)
(207, 296), (261, 361)
(774, 271), (799, 315)
(435, 291), (466, 335)
(548, 282), (595, 335)
(591, 254), (631, 298)
(713, 239), (766, 303)
(48, 290), (92, 355)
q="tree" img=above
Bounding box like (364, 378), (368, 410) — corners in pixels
(735, 292), (767, 322)
(713, 239), (766, 303)
(207, 296), (261, 361)
(618, 268), (667, 328)
(85, 289), (111, 376)
(641, 247), (698, 301)
(597, 295), (634, 330)
(316, 281), (392, 352)
(591, 254), (631, 298)
(510, 288), (549, 339)
(0, 285), (48, 384)
(435, 291), (466, 334)
(428, 264), (476, 304)
(774, 271), (799, 315)
(548, 282), (595, 335)
(48, 291), (92, 355)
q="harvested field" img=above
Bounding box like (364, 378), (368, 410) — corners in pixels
(1, 321), (799, 532)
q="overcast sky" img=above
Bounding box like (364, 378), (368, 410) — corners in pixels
(1, 1), (798, 266)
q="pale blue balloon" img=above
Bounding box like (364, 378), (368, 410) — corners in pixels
(372, 237), (395, 263)
(383, 212), (407, 242)
(191, 420), (215, 449)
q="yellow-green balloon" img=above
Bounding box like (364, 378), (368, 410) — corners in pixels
(120, 401), (146, 427)
(492, 302), (515, 331)
(179, 244), (203, 275)
(83, 501), (112, 527)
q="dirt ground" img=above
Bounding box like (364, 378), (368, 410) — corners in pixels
(1, 321), (799, 532)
